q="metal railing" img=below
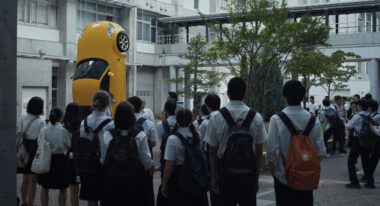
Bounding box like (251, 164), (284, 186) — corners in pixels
(329, 20), (380, 34)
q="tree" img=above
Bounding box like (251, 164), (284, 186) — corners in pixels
(203, 0), (330, 119)
(173, 34), (226, 117)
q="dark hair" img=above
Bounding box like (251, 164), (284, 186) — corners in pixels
(49, 108), (63, 125)
(334, 95), (342, 102)
(63, 102), (81, 132)
(354, 94), (360, 99)
(343, 97), (347, 101)
(201, 104), (210, 116)
(168, 91), (178, 101)
(92, 90), (110, 111)
(27, 97), (44, 116)
(127, 96), (142, 113)
(368, 99), (379, 112)
(357, 99), (369, 111)
(350, 101), (358, 106)
(204, 93), (221, 111)
(322, 99), (330, 107)
(227, 77), (246, 101)
(364, 93), (372, 100)
(310, 96), (314, 100)
(164, 100), (177, 116)
(282, 80), (305, 106)
(114, 101), (136, 130)
(173, 108), (200, 146)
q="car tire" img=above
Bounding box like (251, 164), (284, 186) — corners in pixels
(117, 32), (129, 52)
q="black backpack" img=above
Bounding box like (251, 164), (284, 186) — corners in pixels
(175, 132), (209, 195)
(324, 107), (341, 128)
(159, 119), (172, 177)
(220, 108), (256, 175)
(73, 118), (112, 174)
(103, 129), (145, 185)
(136, 117), (147, 131)
(358, 114), (379, 150)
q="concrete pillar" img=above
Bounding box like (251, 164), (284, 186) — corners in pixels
(154, 68), (165, 117)
(0, 0), (17, 204)
(370, 59), (380, 101)
(169, 66), (177, 92)
(58, 0), (77, 57)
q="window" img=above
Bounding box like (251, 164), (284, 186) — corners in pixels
(74, 59), (109, 80)
(137, 11), (158, 43)
(77, 0), (122, 31)
(194, 0), (199, 9)
(17, 0), (57, 27)
(52, 67), (58, 108)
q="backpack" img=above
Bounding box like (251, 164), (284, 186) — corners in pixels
(175, 132), (209, 195)
(358, 114), (379, 150)
(159, 119), (172, 177)
(277, 112), (320, 191)
(16, 117), (38, 168)
(219, 108), (256, 175)
(103, 129), (145, 185)
(73, 117), (112, 174)
(324, 107), (341, 128)
(136, 117), (147, 131)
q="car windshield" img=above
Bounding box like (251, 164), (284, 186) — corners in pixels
(74, 59), (109, 80)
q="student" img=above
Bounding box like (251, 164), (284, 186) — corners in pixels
(193, 104), (210, 130)
(102, 102), (154, 206)
(141, 98), (155, 122)
(161, 108), (208, 206)
(368, 100), (380, 124)
(307, 96), (319, 116)
(346, 99), (375, 189)
(320, 99), (340, 155)
(37, 108), (71, 206)
(333, 96), (347, 154)
(17, 97), (46, 206)
(347, 101), (358, 120)
(63, 103), (82, 206)
(267, 80), (326, 206)
(167, 91), (178, 102)
(205, 77), (266, 206)
(364, 93), (373, 100)
(353, 94), (361, 102)
(78, 90), (114, 206)
(157, 100), (177, 141)
(105, 92), (115, 117)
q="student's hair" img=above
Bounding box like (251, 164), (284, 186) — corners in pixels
(354, 94), (360, 99)
(164, 100), (177, 116)
(204, 93), (221, 111)
(173, 108), (200, 146)
(108, 92), (114, 99)
(350, 101), (358, 106)
(114, 101), (136, 130)
(334, 95), (342, 102)
(364, 93), (373, 100)
(227, 77), (246, 101)
(49, 108), (63, 125)
(282, 80), (305, 106)
(92, 90), (110, 111)
(168, 91), (178, 101)
(343, 97), (347, 101)
(310, 96), (314, 100)
(357, 99), (369, 111)
(322, 99), (330, 107)
(368, 99), (379, 112)
(63, 102), (81, 131)
(127, 96), (142, 113)
(201, 104), (210, 116)
(27, 97), (44, 116)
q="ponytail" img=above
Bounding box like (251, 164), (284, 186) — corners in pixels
(189, 123), (201, 146)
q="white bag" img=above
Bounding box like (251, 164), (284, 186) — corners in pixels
(31, 134), (51, 174)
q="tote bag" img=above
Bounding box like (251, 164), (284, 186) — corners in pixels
(31, 133), (51, 174)
(16, 117), (38, 168)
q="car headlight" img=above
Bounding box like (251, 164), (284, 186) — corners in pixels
(116, 32), (129, 52)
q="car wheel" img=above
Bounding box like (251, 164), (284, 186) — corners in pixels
(117, 32), (129, 52)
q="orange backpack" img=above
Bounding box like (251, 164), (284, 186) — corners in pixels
(277, 112), (321, 191)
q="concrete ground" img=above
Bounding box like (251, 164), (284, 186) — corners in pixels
(17, 149), (380, 206)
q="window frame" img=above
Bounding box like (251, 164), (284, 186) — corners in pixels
(74, 58), (110, 81)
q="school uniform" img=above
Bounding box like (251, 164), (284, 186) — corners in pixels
(37, 123), (71, 189)
(164, 127), (208, 206)
(333, 104), (347, 153)
(64, 120), (81, 185)
(143, 108), (155, 123)
(156, 116), (177, 140)
(17, 113), (46, 174)
(320, 106), (341, 154)
(205, 101), (267, 206)
(267, 106), (326, 206)
(307, 103), (319, 116)
(78, 111), (114, 201)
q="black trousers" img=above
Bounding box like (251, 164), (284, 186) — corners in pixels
(366, 142), (380, 185)
(219, 173), (257, 206)
(334, 124), (346, 152)
(274, 178), (313, 206)
(347, 138), (373, 185)
(324, 127), (339, 154)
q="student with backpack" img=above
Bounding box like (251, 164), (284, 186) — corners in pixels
(102, 101), (154, 206)
(267, 80), (326, 206)
(161, 108), (209, 206)
(333, 96), (348, 154)
(320, 99), (341, 155)
(17, 97), (46, 206)
(205, 77), (266, 206)
(346, 99), (378, 189)
(76, 91), (114, 206)
(63, 103), (82, 206)
(37, 108), (71, 206)
(193, 104), (210, 130)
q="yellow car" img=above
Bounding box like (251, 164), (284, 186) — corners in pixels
(73, 21), (129, 117)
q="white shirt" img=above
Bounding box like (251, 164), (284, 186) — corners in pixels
(319, 106), (334, 130)
(135, 113), (158, 144)
(164, 127), (193, 165)
(267, 106), (326, 185)
(103, 130), (154, 169)
(307, 103), (319, 114)
(79, 111), (114, 162)
(347, 111), (369, 136)
(193, 115), (210, 130)
(142, 108), (155, 123)
(334, 104), (347, 121)
(204, 101), (267, 158)
(39, 123), (71, 154)
(18, 113), (46, 140)
(156, 116), (177, 140)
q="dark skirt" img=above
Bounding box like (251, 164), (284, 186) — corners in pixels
(79, 172), (104, 201)
(17, 139), (38, 174)
(37, 153), (69, 190)
(65, 152), (79, 185)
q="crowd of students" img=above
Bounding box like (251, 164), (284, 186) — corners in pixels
(16, 77), (379, 206)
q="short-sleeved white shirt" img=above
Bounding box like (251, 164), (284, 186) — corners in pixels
(164, 127), (193, 165)
(142, 108), (155, 123)
(204, 101), (267, 159)
(39, 123), (71, 154)
(156, 116), (176, 140)
(135, 113), (158, 144)
(347, 111), (369, 136)
(19, 113), (46, 140)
